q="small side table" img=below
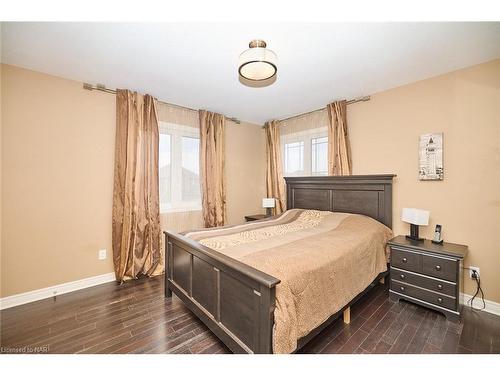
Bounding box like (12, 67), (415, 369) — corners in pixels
(244, 214), (268, 222)
(388, 235), (468, 322)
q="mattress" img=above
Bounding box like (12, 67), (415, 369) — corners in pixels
(183, 209), (393, 353)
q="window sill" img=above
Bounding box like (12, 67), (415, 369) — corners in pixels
(160, 207), (202, 214)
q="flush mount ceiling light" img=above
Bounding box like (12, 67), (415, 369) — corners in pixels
(238, 40), (277, 81)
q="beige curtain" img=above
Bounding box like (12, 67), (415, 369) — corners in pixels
(199, 110), (226, 227)
(156, 101), (203, 234)
(112, 89), (162, 282)
(326, 100), (352, 175)
(156, 101), (198, 128)
(265, 120), (286, 214)
(279, 109), (328, 136)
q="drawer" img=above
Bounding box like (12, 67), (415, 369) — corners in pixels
(422, 254), (457, 282)
(391, 268), (456, 297)
(391, 248), (422, 273)
(391, 280), (456, 311)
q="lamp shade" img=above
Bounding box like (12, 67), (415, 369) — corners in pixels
(239, 40), (277, 81)
(401, 208), (429, 226)
(262, 198), (275, 208)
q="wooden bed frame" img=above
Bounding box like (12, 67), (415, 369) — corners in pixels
(164, 174), (395, 353)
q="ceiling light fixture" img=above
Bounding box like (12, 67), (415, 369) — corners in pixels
(238, 40), (277, 81)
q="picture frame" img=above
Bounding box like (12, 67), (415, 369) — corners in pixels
(419, 133), (443, 181)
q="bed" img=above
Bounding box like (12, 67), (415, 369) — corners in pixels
(164, 175), (395, 353)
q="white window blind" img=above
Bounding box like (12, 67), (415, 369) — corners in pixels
(159, 122), (201, 213)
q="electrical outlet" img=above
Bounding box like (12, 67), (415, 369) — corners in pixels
(469, 266), (480, 279)
(98, 249), (107, 260)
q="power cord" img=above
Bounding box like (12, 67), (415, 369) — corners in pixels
(464, 268), (486, 311)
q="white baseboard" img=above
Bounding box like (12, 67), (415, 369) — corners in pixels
(0, 272), (116, 310)
(462, 293), (500, 316)
(2, 273), (499, 317)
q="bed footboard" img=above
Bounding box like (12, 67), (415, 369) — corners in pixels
(165, 231), (281, 354)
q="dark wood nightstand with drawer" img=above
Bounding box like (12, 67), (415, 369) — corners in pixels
(388, 235), (468, 322)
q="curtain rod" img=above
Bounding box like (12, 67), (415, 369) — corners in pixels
(276, 96), (370, 123)
(82, 83), (241, 124)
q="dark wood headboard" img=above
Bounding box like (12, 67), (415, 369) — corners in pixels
(284, 175), (395, 228)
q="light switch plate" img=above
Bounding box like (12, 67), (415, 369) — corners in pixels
(98, 249), (107, 260)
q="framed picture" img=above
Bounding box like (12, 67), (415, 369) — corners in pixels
(419, 133), (443, 180)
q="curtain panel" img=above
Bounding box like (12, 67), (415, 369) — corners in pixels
(156, 101), (203, 234)
(156, 101), (199, 128)
(199, 110), (226, 227)
(265, 120), (286, 214)
(279, 109), (329, 135)
(112, 89), (163, 282)
(326, 100), (352, 176)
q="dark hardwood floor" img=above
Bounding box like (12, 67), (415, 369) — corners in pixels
(1, 276), (499, 354)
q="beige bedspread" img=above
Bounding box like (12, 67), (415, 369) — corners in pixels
(183, 209), (393, 353)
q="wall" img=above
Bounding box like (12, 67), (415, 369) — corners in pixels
(0, 64), (266, 297)
(3, 60), (497, 303)
(348, 59), (500, 302)
(0, 26), (3, 296)
(1, 64), (116, 297)
(226, 121), (267, 224)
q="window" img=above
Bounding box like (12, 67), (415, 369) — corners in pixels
(159, 134), (172, 208)
(159, 122), (201, 213)
(284, 141), (304, 175)
(311, 136), (328, 175)
(281, 128), (328, 176)
(181, 136), (200, 202)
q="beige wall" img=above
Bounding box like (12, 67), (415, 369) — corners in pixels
(348, 59), (500, 302)
(0, 27), (3, 296)
(226, 121), (266, 224)
(0, 64), (266, 297)
(1, 64), (116, 297)
(2, 60), (498, 304)
(0, 29), (3, 297)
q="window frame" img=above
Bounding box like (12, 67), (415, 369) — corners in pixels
(311, 135), (328, 176)
(159, 121), (201, 213)
(281, 127), (328, 177)
(284, 140), (305, 176)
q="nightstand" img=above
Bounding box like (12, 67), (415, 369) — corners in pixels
(387, 235), (468, 322)
(244, 214), (268, 222)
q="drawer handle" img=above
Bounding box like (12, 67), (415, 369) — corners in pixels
(402, 258), (408, 263)
(400, 274), (405, 280)
(400, 286), (405, 292)
(437, 297), (443, 304)
(437, 284), (443, 290)
(435, 265), (441, 271)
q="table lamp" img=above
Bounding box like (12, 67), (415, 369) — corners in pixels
(401, 208), (429, 241)
(262, 198), (275, 217)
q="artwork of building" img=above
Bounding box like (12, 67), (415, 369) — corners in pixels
(419, 133), (443, 180)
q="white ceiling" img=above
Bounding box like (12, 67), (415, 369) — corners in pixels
(2, 22), (499, 124)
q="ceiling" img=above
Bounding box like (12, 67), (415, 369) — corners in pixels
(2, 22), (499, 124)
